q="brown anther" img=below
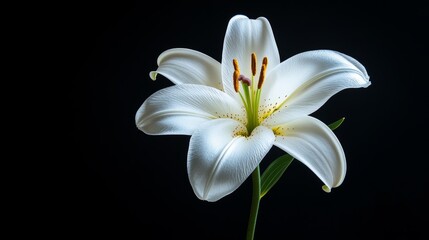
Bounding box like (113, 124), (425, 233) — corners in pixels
(262, 57), (268, 67)
(257, 64), (267, 89)
(233, 70), (240, 92)
(233, 59), (240, 72)
(251, 53), (257, 76)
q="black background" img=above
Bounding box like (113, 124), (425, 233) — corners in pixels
(55, 1), (428, 239)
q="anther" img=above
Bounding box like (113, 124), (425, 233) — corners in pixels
(257, 64), (267, 89)
(262, 57), (268, 67)
(251, 53), (257, 76)
(233, 70), (240, 92)
(233, 59), (240, 72)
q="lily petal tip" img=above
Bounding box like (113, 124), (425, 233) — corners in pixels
(322, 185), (331, 193)
(149, 71), (158, 81)
(364, 75), (371, 87)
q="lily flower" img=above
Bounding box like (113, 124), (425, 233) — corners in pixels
(136, 15), (370, 202)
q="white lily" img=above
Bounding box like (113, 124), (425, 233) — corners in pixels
(136, 15), (370, 202)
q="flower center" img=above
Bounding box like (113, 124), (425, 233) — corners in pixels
(233, 53), (268, 133)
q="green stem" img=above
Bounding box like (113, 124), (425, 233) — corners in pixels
(246, 166), (261, 240)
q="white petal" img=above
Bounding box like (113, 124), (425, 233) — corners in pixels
(221, 15), (280, 100)
(262, 50), (371, 125)
(151, 48), (223, 90)
(136, 84), (244, 135)
(273, 116), (346, 191)
(188, 119), (275, 202)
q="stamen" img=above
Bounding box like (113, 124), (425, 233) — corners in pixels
(233, 59), (241, 92)
(258, 57), (268, 89)
(233, 59), (240, 72)
(257, 64), (267, 89)
(251, 53), (257, 76)
(262, 57), (268, 67)
(230, 55), (269, 133)
(233, 70), (240, 92)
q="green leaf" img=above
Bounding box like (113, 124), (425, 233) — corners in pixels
(328, 117), (345, 131)
(260, 154), (294, 198)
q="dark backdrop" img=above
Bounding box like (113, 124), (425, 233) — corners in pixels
(59, 1), (427, 239)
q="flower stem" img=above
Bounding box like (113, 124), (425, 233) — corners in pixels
(246, 166), (261, 240)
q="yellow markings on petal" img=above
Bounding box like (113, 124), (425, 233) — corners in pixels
(271, 125), (295, 136)
(272, 126), (283, 136)
(232, 124), (248, 137)
(251, 53), (257, 76)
